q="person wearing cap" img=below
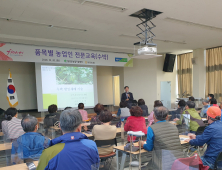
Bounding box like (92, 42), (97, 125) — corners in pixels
(185, 106), (222, 169)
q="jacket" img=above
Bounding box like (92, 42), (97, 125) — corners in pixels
(37, 132), (100, 170)
(44, 113), (60, 129)
(189, 120), (222, 165)
(177, 108), (204, 132)
(121, 92), (134, 102)
(124, 116), (147, 141)
(11, 132), (50, 164)
(117, 107), (131, 117)
(139, 105), (149, 116)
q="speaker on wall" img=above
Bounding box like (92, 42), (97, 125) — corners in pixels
(163, 54), (176, 72)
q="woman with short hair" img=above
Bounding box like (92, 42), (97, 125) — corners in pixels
(92, 110), (116, 155)
(147, 100), (163, 128)
(138, 99), (149, 116)
(78, 103), (88, 121)
(2, 107), (24, 140)
(117, 101), (130, 118)
(124, 106), (147, 142)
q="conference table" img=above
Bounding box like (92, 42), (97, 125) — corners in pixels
(115, 135), (189, 170)
(0, 161), (38, 170)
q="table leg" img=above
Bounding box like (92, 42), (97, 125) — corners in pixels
(116, 150), (119, 170)
(120, 153), (127, 170)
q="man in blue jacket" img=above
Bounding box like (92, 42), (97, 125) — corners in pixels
(11, 116), (51, 164)
(185, 106), (222, 169)
(37, 109), (100, 170)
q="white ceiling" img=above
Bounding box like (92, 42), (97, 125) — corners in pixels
(0, 0), (222, 54)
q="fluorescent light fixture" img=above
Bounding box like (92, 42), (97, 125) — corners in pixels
(73, 0), (127, 12)
(0, 17), (87, 32)
(165, 17), (222, 32)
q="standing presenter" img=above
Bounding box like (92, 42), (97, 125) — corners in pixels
(121, 86), (134, 103)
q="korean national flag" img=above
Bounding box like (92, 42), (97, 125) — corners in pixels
(7, 71), (18, 107)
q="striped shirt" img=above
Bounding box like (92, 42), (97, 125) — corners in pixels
(2, 117), (25, 140)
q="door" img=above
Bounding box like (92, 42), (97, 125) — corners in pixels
(160, 81), (171, 109)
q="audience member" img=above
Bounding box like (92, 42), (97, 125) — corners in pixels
(124, 106), (147, 142)
(138, 99), (149, 116)
(210, 98), (219, 107)
(92, 110), (116, 155)
(140, 106), (183, 170)
(185, 106), (222, 169)
(44, 104), (60, 130)
(189, 96), (195, 101)
(208, 94), (214, 101)
(89, 103), (104, 129)
(171, 100), (186, 121)
(220, 102), (222, 121)
(64, 107), (72, 110)
(199, 99), (210, 117)
(37, 109), (99, 170)
(147, 100), (163, 128)
(0, 108), (6, 130)
(78, 103), (88, 121)
(11, 116), (50, 163)
(2, 108), (24, 140)
(175, 101), (205, 133)
(117, 101), (130, 117)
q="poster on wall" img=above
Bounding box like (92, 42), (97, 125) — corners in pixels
(0, 43), (133, 67)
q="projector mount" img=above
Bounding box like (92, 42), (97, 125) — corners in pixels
(130, 9), (162, 46)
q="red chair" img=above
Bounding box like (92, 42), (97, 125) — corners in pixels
(171, 154), (209, 170)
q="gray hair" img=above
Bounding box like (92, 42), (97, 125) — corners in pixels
(154, 106), (169, 121)
(60, 109), (82, 133)
(202, 99), (209, 104)
(21, 116), (38, 132)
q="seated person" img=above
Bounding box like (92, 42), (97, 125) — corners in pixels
(0, 108), (6, 130)
(147, 100), (163, 128)
(89, 103), (104, 129)
(44, 104), (60, 130)
(210, 98), (219, 107)
(220, 102), (222, 121)
(117, 101), (130, 118)
(2, 108), (24, 140)
(92, 110), (116, 155)
(207, 93), (214, 101)
(138, 99), (149, 116)
(11, 116), (50, 163)
(140, 106), (183, 170)
(170, 99), (186, 121)
(199, 99), (210, 117)
(124, 106), (147, 142)
(37, 109), (99, 170)
(189, 96), (195, 101)
(78, 103), (88, 121)
(185, 106), (222, 169)
(175, 101), (205, 133)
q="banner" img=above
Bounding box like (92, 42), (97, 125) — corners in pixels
(7, 71), (18, 107)
(0, 43), (133, 67)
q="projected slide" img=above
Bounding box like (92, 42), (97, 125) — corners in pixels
(41, 65), (94, 109)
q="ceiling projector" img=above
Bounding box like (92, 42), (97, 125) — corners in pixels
(137, 46), (157, 55)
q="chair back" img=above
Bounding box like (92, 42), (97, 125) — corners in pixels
(95, 138), (117, 147)
(215, 152), (222, 169)
(195, 126), (206, 135)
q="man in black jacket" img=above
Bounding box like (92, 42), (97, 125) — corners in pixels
(121, 86), (134, 103)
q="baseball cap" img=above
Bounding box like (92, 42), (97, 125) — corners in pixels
(206, 106), (221, 119)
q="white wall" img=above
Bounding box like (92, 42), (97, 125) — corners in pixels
(0, 61), (37, 110)
(156, 55), (177, 108)
(124, 56), (177, 111)
(96, 66), (113, 105)
(124, 58), (158, 110)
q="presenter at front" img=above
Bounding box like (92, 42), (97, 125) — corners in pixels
(121, 86), (134, 102)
